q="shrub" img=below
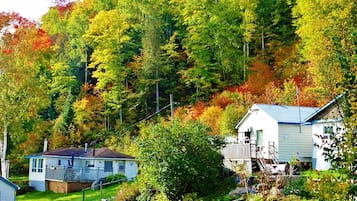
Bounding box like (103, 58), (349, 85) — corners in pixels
(282, 176), (312, 198)
(106, 173), (127, 182)
(305, 174), (351, 200)
(116, 182), (140, 201)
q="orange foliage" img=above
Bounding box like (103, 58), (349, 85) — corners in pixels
(2, 49), (12, 54)
(33, 29), (52, 51)
(189, 101), (206, 120)
(18, 133), (41, 154)
(199, 106), (223, 135)
(173, 101), (207, 122)
(258, 81), (282, 104)
(210, 93), (233, 108)
(245, 61), (275, 95)
(49, 132), (70, 150)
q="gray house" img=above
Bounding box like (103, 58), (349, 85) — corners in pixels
(0, 176), (20, 201)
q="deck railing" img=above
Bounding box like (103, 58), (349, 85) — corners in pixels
(222, 143), (251, 159)
(45, 166), (113, 182)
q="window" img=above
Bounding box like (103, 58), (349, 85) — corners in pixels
(324, 126), (333, 134)
(31, 158), (43, 172)
(118, 161), (125, 173)
(104, 161), (113, 172)
(38, 159), (43, 172)
(31, 159), (37, 172)
(256, 130), (263, 146)
(85, 161), (93, 173)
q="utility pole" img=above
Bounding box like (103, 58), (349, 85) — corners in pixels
(170, 94), (174, 120)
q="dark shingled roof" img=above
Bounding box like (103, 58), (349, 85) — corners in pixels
(39, 147), (134, 159)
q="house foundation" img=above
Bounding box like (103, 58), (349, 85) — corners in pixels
(48, 180), (92, 193)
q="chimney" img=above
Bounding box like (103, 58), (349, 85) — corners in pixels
(84, 143), (88, 152)
(43, 138), (48, 152)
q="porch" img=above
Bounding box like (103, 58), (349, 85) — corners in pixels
(45, 166), (115, 182)
(222, 140), (279, 173)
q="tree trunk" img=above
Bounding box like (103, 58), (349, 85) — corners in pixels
(1, 123), (8, 178)
(155, 68), (159, 112)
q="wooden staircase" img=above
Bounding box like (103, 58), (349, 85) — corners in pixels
(252, 141), (279, 173)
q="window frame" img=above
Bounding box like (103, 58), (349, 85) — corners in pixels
(118, 161), (125, 173)
(104, 161), (113, 172)
(38, 159), (43, 172)
(31, 159), (37, 172)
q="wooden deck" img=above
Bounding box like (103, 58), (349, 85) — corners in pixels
(222, 143), (254, 160)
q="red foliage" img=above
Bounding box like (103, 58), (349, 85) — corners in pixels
(189, 101), (206, 120)
(224, 85), (250, 94)
(2, 49), (12, 54)
(210, 93), (233, 108)
(32, 29), (53, 51)
(53, 1), (74, 18)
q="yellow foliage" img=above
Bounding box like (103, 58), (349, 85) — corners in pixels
(198, 106), (223, 135)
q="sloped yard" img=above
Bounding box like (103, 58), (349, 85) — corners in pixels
(17, 183), (120, 201)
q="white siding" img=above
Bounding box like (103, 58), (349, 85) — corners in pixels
(237, 106), (279, 159)
(28, 157), (46, 191)
(311, 120), (344, 170)
(0, 181), (16, 201)
(124, 161), (138, 180)
(278, 124), (313, 162)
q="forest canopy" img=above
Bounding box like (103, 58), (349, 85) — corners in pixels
(0, 0), (356, 176)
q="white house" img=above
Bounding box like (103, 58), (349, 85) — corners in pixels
(225, 104), (319, 173)
(27, 147), (138, 193)
(305, 95), (345, 170)
(0, 176), (20, 201)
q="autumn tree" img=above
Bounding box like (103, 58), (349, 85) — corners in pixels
(293, 0), (353, 99)
(0, 13), (51, 177)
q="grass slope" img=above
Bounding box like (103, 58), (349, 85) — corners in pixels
(17, 184), (120, 201)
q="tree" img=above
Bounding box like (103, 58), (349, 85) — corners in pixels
(0, 14), (51, 178)
(138, 120), (224, 200)
(293, 0), (354, 98)
(172, 0), (245, 100)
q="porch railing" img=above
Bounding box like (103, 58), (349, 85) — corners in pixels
(45, 166), (115, 182)
(222, 143), (251, 160)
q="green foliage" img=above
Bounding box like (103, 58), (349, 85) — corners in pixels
(106, 173), (127, 182)
(282, 176), (311, 198)
(2, 0), (357, 189)
(138, 120), (224, 200)
(305, 174), (351, 201)
(116, 182), (141, 201)
(219, 104), (242, 136)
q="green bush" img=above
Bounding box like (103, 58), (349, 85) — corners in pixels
(305, 174), (351, 200)
(282, 176), (312, 198)
(106, 173), (127, 182)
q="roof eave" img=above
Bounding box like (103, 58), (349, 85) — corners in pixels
(305, 94), (343, 122)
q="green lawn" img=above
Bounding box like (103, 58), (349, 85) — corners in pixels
(17, 184), (120, 201)
(9, 175), (28, 182)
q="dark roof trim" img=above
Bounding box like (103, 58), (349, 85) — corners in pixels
(27, 148), (135, 160)
(0, 176), (20, 190)
(305, 94), (344, 122)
